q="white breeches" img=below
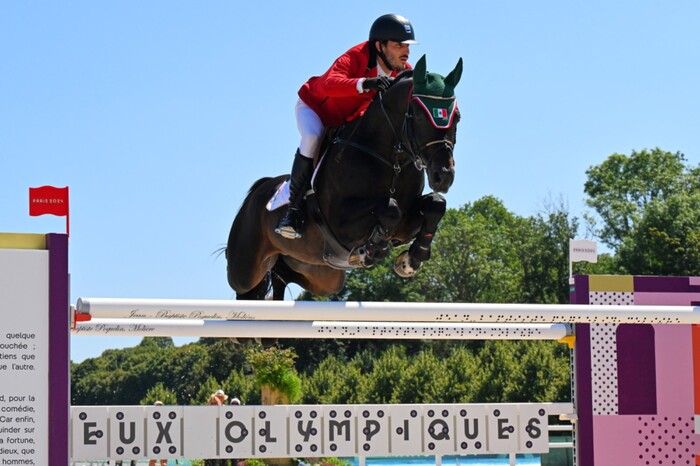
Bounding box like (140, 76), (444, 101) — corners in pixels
(295, 99), (325, 159)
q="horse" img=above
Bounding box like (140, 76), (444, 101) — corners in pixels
(226, 55), (462, 300)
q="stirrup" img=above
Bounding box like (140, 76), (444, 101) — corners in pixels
(275, 207), (304, 239)
(275, 225), (302, 239)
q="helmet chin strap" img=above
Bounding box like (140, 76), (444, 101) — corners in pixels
(374, 42), (395, 74)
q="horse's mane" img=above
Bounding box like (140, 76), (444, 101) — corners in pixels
(395, 68), (414, 82)
(368, 70), (414, 110)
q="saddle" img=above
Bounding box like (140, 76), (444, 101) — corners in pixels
(265, 125), (379, 270)
(307, 129), (374, 270)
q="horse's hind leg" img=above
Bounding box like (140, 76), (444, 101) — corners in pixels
(271, 264), (288, 300)
(395, 192), (446, 277)
(276, 257), (346, 297)
(231, 272), (275, 346)
(235, 272), (271, 300)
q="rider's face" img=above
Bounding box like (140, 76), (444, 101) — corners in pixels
(378, 41), (410, 72)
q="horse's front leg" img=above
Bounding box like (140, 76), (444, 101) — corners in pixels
(395, 192), (446, 277)
(364, 197), (401, 265)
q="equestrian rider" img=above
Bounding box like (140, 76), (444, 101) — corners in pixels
(275, 14), (417, 239)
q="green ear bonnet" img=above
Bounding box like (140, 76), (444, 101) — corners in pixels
(411, 54), (463, 129)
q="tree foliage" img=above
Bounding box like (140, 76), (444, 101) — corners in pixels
(341, 195), (578, 306)
(616, 191), (700, 275)
(245, 345), (302, 403)
(142, 382), (178, 406)
(584, 147), (700, 275)
(584, 148), (693, 246)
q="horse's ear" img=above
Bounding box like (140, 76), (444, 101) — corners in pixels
(413, 54), (427, 86)
(444, 57), (463, 89)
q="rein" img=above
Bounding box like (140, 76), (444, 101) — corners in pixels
(332, 90), (420, 195)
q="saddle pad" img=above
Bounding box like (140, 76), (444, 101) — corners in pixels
(266, 159), (325, 211)
(266, 181), (290, 211)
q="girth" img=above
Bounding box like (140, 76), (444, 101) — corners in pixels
(305, 191), (366, 270)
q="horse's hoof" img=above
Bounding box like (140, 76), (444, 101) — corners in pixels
(394, 251), (418, 278)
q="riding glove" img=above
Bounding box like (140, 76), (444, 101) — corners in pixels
(362, 76), (393, 92)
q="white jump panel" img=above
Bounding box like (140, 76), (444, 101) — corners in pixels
(288, 405), (324, 457)
(76, 297), (700, 324)
(454, 404), (488, 455)
(70, 403), (572, 461)
(71, 318), (571, 340)
(356, 405), (390, 456)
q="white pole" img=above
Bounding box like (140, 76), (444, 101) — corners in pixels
(72, 319), (571, 340)
(77, 297), (700, 325)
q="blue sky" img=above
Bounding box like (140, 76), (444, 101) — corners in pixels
(2, 1), (699, 363)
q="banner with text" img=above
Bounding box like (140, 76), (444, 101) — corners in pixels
(70, 403), (561, 460)
(0, 248), (50, 465)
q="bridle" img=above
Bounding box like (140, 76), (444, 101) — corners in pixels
(331, 82), (456, 194)
(403, 98), (457, 172)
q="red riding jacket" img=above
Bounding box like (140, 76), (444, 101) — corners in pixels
(298, 41), (411, 127)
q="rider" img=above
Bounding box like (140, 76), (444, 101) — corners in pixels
(274, 14), (417, 239)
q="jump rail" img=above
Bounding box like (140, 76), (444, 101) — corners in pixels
(76, 297), (700, 324)
(72, 318), (572, 340)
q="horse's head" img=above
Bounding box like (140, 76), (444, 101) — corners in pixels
(409, 55), (462, 193)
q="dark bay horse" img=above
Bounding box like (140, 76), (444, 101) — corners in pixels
(227, 55), (462, 299)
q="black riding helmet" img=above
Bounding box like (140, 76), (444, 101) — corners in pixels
(369, 14), (418, 44)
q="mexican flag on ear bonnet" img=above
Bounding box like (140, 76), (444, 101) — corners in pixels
(411, 54), (463, 129)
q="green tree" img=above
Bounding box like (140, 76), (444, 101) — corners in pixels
(301, 355), (364, 404)
(71, 337), (177, 405)
(441, 347), (479, 402)
(141, 382), (178, 405)
(194, 375), (225, 404)
(518, 202), (579, 304)
(392, 350), (448, 403)
(616, 191), (700, 275)
(584, 148), (695, 249)
(470, 341), (570, 403)
(584, 148), (700, 275)
(417, 196), (525, 303)
(196, 337), (249, 382)
(150, 344), (211, 404)
(223, 367), (259, 405)
(360, 345), (409, 403)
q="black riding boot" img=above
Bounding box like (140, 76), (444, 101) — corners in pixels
(275, 150), (314, 239)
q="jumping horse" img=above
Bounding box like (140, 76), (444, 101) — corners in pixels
(227, 55), (462, 300)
